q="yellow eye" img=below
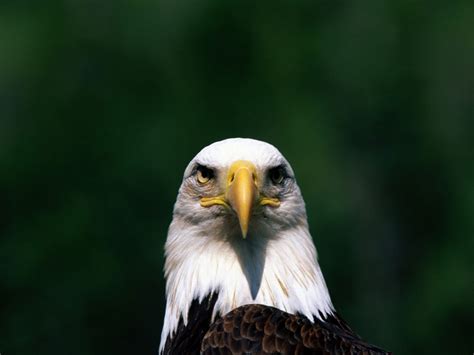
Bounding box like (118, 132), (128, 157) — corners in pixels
(196, 166), (213, 184)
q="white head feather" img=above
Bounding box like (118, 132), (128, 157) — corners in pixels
(159, 138), (334, 352)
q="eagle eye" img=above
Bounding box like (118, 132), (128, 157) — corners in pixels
(196, 165), (214, 184)
(269, 166), (285, 185)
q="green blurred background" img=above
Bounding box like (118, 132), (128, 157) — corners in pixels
(1, 0), (473, 354)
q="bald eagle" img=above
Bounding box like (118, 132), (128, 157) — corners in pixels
(160, 138), (390, 354)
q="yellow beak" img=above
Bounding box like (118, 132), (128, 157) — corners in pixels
(226, 160), (258, 238)
(199, 160), (280, 238)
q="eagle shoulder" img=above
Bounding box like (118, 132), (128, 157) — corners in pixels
(163, 293), (219, 355)
(201, 304), (391, 355)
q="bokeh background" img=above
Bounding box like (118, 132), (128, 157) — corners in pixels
(1, 1), (473, 354)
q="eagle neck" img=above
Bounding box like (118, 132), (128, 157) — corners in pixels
(159, 221), (334, 353)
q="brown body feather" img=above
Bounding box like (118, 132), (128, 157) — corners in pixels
(201, 304), (391, 355)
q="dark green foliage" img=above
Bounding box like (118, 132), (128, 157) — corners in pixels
(0, 1), (472, 354)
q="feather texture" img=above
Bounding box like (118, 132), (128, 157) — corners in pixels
(201, 304), (391, 354)
(159, 138), (390, 354)
(163, 293), (219, 355)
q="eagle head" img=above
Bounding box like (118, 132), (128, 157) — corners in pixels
(160, 138), (333, 353)
(173, 138), (308, 241)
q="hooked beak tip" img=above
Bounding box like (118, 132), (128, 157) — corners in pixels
(227, 160), (257, 239)
(240, 224), (248, 239)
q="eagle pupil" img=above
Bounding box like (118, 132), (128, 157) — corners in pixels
(196, 165), (213, 184)
(270, 167), (284, 184)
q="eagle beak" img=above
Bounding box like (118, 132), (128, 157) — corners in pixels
(226, 160), (258, 238)
(200, 160), (281, 238)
